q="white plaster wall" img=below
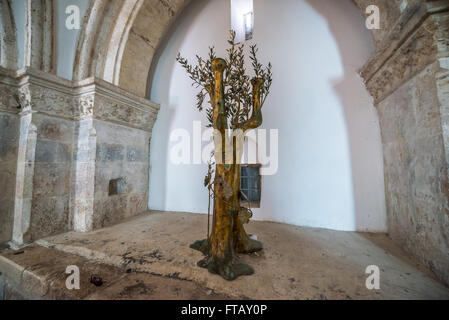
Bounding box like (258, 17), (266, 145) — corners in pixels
(56, 0), (89, 80)
(149, 0), (387, 232)
(10, 0), (25, 69)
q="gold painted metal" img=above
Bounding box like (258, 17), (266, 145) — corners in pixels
(177, 31), (272, 280)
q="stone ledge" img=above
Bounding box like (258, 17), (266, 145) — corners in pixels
(0, 68), (160, 132)
(0, 255), (25, 286)
(0, 244), (230, 300)
(0, 244), (128, 300)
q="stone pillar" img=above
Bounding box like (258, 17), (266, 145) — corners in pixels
(11, 86), (37, 248)
(437, 57), (449, 178)
(0, 68), (20, 245)
(71, 94), (96, 232)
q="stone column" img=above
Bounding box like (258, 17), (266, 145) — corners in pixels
(437, 57), (449, 177)
(71, 94), (96, 232)
(0, 68), (20, 245)
(11, 86), (37, 248)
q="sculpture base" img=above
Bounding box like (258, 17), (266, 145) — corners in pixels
(190, 238), (262, 281)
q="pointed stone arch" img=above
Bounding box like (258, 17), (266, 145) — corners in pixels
(72, 0), (146, 83)
(73, 0), (188, 96)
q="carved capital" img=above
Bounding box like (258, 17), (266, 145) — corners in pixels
(74, 94), (95, 119)
(0, 83), (20, 113)
(18, 85), (33, 115)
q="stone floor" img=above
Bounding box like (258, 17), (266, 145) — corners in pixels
(1, 211), (448, 300)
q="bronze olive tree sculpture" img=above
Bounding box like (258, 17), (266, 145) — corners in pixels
(177, 31), (272, 280)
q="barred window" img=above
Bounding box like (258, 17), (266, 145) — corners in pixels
(240, 164), (261, 208)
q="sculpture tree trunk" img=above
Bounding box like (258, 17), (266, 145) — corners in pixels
(190, 58), (264, 280)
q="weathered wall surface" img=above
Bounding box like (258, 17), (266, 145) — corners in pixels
(378, 61), (449, 283)
(28, 114), (74, 241)
(0, 68), (159, 246)
(93, 120), (151, 229)
(361, 6), (449, 285)
(0, 112), (19, 243)
(0, 68), (22, 245)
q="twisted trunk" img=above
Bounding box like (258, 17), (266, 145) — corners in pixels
(190, 58), (263, 281)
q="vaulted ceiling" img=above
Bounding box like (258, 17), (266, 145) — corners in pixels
(0, 0), (431, 98)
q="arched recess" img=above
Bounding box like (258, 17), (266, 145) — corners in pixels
(0, 0), (18, 69)
(141, 0), (449, 285)
(145, 0), (387, 231)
